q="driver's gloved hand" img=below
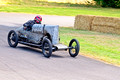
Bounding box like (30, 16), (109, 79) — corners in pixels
(23, 26), (27, 30)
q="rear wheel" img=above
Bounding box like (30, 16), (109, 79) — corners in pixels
(8, 30), (18, 47)
(42, 38), (52, 58)
(69, 39), (80, 57)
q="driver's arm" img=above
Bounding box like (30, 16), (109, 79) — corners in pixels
(23, 20), (33, 30)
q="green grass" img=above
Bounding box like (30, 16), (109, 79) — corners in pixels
(59, 27), (120, 66)
(0, 4), (120, 17)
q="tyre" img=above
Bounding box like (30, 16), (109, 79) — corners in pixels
(69, 39), (80, 57)
(42, 38), (52, 58)
(8, 30), (18, 48)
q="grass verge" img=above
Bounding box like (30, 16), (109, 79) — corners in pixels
(0, 4), (120, 17)
(59, 27), (120, 66)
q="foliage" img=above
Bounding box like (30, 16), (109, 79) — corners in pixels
(94, 0), (120, 8)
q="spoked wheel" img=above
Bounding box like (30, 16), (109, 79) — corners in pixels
(69, 39), (80, 57)
(42, 38), (52, 58)
(8, 30), (18, 47)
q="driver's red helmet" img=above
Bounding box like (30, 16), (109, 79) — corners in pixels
(34, 15), (42, 23)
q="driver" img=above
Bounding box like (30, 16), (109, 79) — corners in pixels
(23, 15), (42, 31)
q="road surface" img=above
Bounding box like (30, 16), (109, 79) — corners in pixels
(0, 12), (120, 80)
(0, 12), (74, 27)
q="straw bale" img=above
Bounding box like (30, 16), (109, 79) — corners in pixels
(74, 15), (120, 34)
(74, 15), (95, 30)
(92, 25), (120, 34)
(92, 16), (120, 29)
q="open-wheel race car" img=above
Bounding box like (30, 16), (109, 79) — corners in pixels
(8, 24), (80, 58)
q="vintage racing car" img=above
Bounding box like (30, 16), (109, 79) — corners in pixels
(7, 24), (80, 58)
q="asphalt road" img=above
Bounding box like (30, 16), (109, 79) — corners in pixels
(0, 12), (74, 27)
(0, 13), (120, 80)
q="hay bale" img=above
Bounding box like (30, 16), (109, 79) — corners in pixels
(74, 15), (120, 34)
(92, 16), (120, 34)
(74, 15), (95, 30)
(92, 25), (120, 34)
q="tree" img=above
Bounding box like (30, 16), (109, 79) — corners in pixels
(94, 0), (120, 8)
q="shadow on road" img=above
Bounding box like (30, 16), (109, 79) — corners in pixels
(17, 46), (65, 58)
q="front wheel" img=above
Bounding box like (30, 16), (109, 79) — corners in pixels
(8, 30), (18, 48)
(42, 38), (52, 58)
(69, 39), (80, 57)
